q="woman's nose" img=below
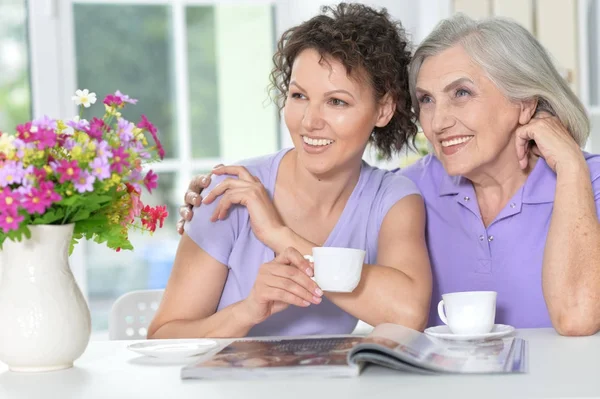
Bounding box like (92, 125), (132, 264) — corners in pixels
(431, 103), (455, 133)
(301, 103), (325, 131)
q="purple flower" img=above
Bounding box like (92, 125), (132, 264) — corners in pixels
(15, 185), (32, 196)
(0, 161), (26, 187)
(115, 90), (138, 104)
(89, 157), (111, 180)
(95, 141), (113, 162)
(133, 140), (151, 159)
(67, 118), (90, 132)
(73, 171), (96, 193)
(12, 138), (32, 158)
(32, 115), (57, 131)
(117, 119), (135, 143)
(64, 137), (77, 150)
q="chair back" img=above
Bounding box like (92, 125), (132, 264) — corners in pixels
(109, 289), (164, 340)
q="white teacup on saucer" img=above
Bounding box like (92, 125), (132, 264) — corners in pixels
(437, 291), (497, 335)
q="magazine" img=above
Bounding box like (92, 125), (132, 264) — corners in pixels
(180, 323), (527, 379)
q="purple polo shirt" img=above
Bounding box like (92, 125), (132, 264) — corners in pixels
(400, 153), (600, 328)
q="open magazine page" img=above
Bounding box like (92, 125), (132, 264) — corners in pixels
(181, 336), (364, 380)
(350, 323), (527, 374)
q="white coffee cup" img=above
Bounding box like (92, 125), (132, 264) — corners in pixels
(437, 291), (497, 335)
(303, 247), (365, 292)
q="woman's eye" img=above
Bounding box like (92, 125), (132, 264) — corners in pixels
(456, 89), (471, 97)
(329, 98), (348, 106)
(418, 95), (432, 104)
(290, 92), (305, 100)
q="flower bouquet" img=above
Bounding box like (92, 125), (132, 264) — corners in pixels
(0, 89), (168, 252)
(0, 89), (168, 372)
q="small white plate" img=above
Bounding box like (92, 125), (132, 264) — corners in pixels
(127, 339), (218, 359)
(424, 324), (515, 341)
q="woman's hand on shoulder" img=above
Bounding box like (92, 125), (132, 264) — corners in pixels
(202, 165), (286, 248)
(240, 247), (323, 324)
(176, 172), (214, 235)
(515, 111), (586, 173)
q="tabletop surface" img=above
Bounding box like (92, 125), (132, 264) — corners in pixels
(0, 328), (599, 399)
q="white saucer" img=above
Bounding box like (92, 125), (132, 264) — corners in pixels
(127, 339), (218, 359)
(424, 324), (515, 341)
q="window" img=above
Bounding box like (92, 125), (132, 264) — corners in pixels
(30, 0), (278, 333)
(0, 0), (31, 132)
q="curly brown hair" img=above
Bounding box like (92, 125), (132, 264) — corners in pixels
(269, 3), (417, 159)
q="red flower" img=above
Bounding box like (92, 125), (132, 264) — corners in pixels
(141, 205), (168, 232)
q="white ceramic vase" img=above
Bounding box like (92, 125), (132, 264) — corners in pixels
(0, 224), (91, 372)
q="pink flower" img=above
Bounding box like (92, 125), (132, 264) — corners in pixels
(137, 115), (165, 159)
(87, 117), (106, 140)
(39, 181), (62, 203)
(110, 147), (130, 174)
(0, 208), (23, 233)
(143, 170), (158, 193)
(103, 94), (124, 108)
(33, 167), (47, 180)
(16, 122), (35, 143)
(33, 127), (57, 150)
(22, 187), (52, 214)
(0, 187), (20, 213)
(55, 160), (81, 183)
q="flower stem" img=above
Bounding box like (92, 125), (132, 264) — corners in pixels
(62, 206), (72, 224)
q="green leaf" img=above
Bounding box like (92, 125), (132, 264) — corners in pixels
(69, 208), (92, 223)
(32, 208), (66, 225)
(58, 195), (82, 206)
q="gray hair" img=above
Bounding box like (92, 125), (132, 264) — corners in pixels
(409, 14), (589, 147)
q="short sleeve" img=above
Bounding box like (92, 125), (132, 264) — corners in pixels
(591, 164), (600, 220)
(183, 174), (243, 266)
(375, 173), (422, 231)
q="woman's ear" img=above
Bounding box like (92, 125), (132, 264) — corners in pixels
(518, 98), (538, 125)
(375, 93), (396, 128)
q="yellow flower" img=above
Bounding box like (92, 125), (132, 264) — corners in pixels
(104, 104), (121, 118)
(71, 146), (83, 159)
(74, 131), (88, 144)
(43, 165), (53, 174)
(110, 173), (121, 185)
(57, 120), (67, 133)
(66, 189), (73, 196)
(87, 141), (97, 152)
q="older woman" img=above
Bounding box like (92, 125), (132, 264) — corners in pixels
(148, 3), (432, 340)
(179, 13), (600, 336)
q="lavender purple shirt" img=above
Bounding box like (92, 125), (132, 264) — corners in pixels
(400, 152), (600, 328)
(185, 148), (421, 336)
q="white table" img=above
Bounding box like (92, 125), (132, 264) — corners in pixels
(0, 329), (598, 399)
